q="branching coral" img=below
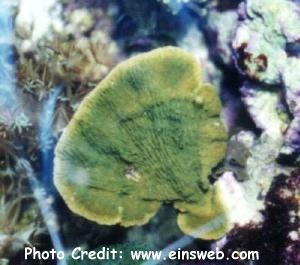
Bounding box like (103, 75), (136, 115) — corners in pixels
(54, 47), (229, 240)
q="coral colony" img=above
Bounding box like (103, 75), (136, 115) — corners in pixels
(54, 47), (229, 240)
(0, 1), (299, 265)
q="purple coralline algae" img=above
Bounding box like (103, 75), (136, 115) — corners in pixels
(224, 130), (290, 221)
(233, 0), (300, 155)
(222, 170), (299, 264)
(240, 82), (288, 138)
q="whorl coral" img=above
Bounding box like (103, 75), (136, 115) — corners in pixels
(54, 47), (228, 240)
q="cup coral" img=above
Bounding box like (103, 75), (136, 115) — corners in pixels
(54, 47), (229, 240)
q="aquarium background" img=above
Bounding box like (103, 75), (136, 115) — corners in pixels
(0, 0), (299, 265)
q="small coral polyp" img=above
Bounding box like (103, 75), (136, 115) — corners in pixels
(54, 47), (228, 240)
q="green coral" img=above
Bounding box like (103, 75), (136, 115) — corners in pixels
(54, 47), (228, 240)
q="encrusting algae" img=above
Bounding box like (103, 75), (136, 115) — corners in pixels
(54, 47), (229, 240)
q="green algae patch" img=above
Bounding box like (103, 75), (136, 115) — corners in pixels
(54, 47), (229, 240)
